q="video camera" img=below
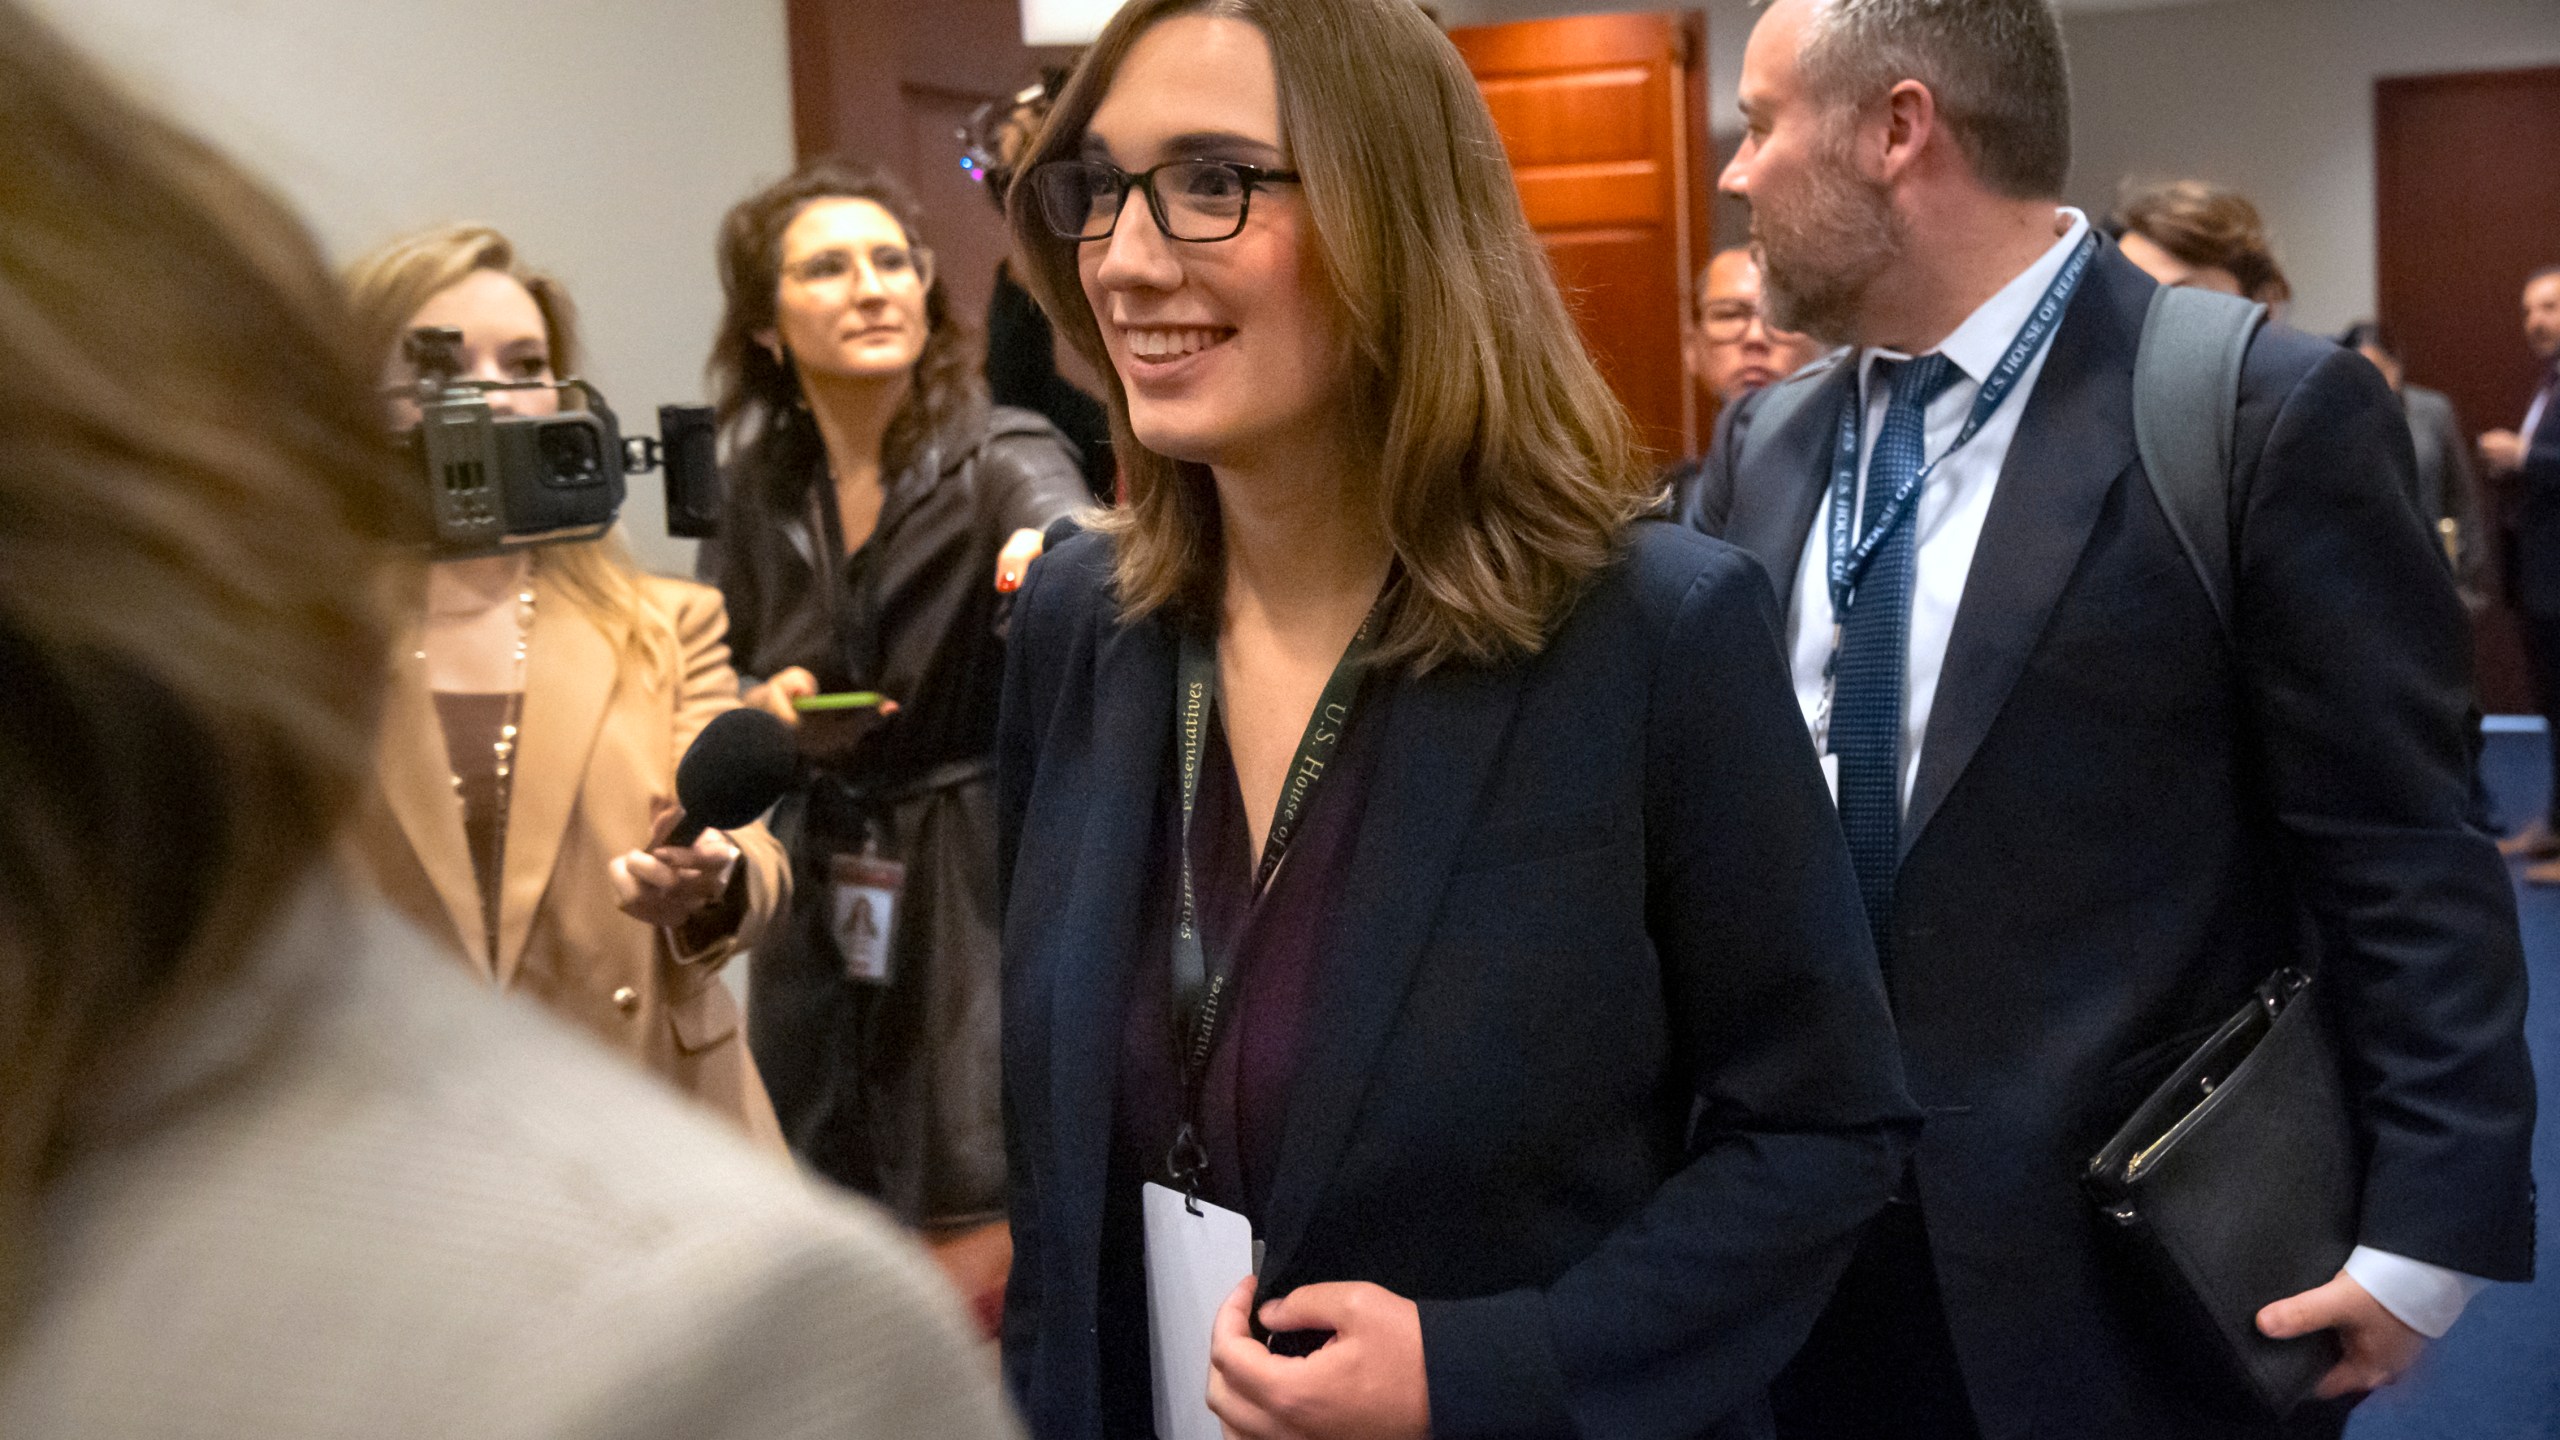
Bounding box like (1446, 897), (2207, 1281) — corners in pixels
(398, 326), (724, 556)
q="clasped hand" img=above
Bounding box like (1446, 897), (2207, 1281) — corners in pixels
(1206, 1278), (1428, 1440)
(2257, 1268), (2428, 1399)
(609, 803), (739, 929)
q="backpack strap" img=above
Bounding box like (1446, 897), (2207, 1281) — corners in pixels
(2133, 286), (2266, 643)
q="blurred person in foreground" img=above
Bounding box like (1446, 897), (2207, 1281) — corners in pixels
(998, 0), (1913, 1435)
(0, 5), (1020, 1436)
(2339, 320), (2486, 599)
(339, 224), (789, 1144)
(1699, 0), (2534, 1436)
(1672, 245), (1826, 527)
(701, 158), (1089, 1334)
(2482, 265), (2560, 867)
(2109, 176), (2293, 311)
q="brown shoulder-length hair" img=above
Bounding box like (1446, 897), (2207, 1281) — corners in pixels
(2110, 178), (2293, 307)
(708, 159), (985, 505)
(342, 224), (673, 681)
(0, 0), (410, 1317)
(1008, 0), (1651, 671)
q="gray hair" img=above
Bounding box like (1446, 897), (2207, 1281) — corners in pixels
(1798, 0), (2072, 200)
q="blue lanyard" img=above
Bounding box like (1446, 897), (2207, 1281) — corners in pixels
(1824, 230), (2098, 620)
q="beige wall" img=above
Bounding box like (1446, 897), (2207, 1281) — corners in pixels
(1436, 0), (2560, 335)
(2066, 0), (2560, 335)
(30, 0), (799, 576)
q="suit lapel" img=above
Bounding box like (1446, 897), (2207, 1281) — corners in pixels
(495, 578), (617, 984)
(1725, 361), (1859, 605)
(1257, 655), (1525, 1285)
(1900, 251), (2149, 857)
(376, 649), (491, 972)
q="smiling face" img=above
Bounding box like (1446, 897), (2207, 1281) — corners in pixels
(1075, 14), (1352, 474)
(764, 197), (932, 386)
(389, 267), (559, 421)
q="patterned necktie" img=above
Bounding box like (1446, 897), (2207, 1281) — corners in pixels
(1832, 353), (1961, 967)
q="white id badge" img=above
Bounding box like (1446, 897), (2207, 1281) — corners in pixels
(1819, 751), (1841, 804)
(1141, 1182), (1256, 1440)
(827, 852), (904, 984)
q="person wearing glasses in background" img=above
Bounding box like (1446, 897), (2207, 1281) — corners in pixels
(699, 159), (1089, 1336)
(995, 2), (1914, 1437)
(1690, 246), (1825, 409)
(1672, 246), (1826, 531)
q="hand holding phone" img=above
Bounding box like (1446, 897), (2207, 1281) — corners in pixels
(792, 690), (895, 765)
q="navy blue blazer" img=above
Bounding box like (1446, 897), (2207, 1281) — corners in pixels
(1682, 244), (2536, 1438)
(996, 522), (1918, 1439)
(2509, 364), (2560, 617)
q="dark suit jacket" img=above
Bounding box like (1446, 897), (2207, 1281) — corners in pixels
(1682, 244), (2536, 1439)
(2400, 384), (2484, 590)
(2510, 367), (2560, 617)
(996, 524), (1919, 1439)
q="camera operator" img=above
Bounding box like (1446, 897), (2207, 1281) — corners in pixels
(700, 160), (1088, 1334)
(974, 71), (1117, 503)
(340, 224), (790, 1146)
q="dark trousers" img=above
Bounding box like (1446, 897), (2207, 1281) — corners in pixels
(1771, 1201), (1982, 1440)
(2524, 610), (2560, 828)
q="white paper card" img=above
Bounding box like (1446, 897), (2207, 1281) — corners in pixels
(1142, 1181), (1256, 1440)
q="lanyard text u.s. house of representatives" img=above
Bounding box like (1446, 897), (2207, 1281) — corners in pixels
(1808, 230), (2100, 766)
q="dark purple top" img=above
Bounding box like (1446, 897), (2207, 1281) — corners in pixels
(1113, 677), (1390, 1228)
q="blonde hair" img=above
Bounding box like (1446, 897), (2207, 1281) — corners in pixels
(1008, 0), (1653, 671)
(341, 224), (673, 680)
(0, 0), (411, 1314)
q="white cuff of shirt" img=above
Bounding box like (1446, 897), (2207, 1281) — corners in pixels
(2343, 1245), (2491, 1339)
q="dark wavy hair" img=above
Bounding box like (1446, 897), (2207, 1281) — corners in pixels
(708, 158), (984, 504)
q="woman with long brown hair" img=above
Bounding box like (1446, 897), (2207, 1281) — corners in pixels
(702, 159), (1089, 1328)
(340, 224), (789, 1144)
(996, 1), (1914, 1435)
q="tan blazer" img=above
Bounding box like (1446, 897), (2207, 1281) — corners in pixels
(2, 869), (1019, 1440)
(345, 571), (787, 1145)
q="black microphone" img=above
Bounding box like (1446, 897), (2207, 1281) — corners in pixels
(667, 707), (799, 847)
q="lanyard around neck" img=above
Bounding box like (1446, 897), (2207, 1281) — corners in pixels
(1163, 599), (1383, 1198)
(1824, 229), (2099, 620)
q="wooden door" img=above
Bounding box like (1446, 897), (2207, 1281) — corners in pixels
(2377, 65), (2560, 712)
(1450, 11), (1710, 462)
(787, 0), (1082, 334)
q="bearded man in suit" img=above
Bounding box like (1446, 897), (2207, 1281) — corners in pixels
(1682, 2), (2536, 1437)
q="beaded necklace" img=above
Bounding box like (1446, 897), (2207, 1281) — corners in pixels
(419, 581), (535, 962)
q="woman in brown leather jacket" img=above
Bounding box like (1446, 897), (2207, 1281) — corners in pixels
(701, 160), (1088, 1328)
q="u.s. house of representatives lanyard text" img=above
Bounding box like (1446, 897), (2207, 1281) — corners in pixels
(1809, 230), (2099, 756)
(1165, 604), (1382, 1204)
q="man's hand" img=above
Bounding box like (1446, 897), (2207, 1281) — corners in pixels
(741, 665), (818, 723)
(1206, 1279), (1428, 1440)
(2480, 428), (2525, 475)
(2257, 1269), (2427, 1399)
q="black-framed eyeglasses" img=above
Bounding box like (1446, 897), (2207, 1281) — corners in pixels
(1028, 158), (1300, 243)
